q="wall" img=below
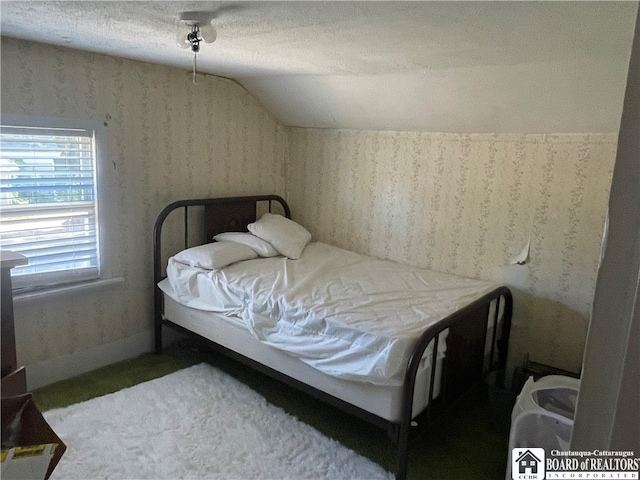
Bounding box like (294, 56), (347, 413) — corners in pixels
(572, 6), (639, 452)
(286, 129), (617, 373)
(0, 36), (622, 385)
(1, 38), (286, 386)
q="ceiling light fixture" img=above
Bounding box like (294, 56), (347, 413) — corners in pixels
(176, 11), (217, 84)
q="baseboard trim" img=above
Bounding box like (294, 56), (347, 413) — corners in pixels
(26, 331), (154, 390)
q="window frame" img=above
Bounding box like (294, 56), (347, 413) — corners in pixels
(0, 114), (111, 292)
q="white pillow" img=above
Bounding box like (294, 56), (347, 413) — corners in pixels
(213, 232), (280, 258)
(247, 213), (311, 260)
(173, 242), (257, 270)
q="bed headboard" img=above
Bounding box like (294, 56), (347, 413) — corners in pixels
(204, 200), (260, 240)
(153, 195), (290, 286)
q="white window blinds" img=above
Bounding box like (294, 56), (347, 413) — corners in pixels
(0, 124), (101, 289)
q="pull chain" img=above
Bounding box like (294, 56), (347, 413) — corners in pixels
(192, 52), (198, 85)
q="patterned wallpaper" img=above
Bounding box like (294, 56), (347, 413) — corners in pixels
(1, 37), (618, 378)
(286, 129), (617, 373)
(1, 38), (286, 367)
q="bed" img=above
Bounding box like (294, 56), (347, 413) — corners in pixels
(153, 195), (512, 480)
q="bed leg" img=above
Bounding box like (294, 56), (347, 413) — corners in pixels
(154, 283), (163, 354)
(394, 419), (410, 480)
(154, 319), (163, 354)
(387, 423), (400, 443)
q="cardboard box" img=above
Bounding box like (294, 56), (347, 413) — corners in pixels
(1, 394), (66, 480)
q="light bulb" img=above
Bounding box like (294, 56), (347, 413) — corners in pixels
(199, 23), (217, 43)
(176, 31), (191, 49)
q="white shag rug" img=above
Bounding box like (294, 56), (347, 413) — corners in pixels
(44, 363), (393, 480)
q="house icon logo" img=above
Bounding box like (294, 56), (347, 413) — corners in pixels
(512, 448), (545, 480)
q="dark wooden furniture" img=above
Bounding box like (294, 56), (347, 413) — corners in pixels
(1, 252), (67, 479)
(153, 195), (513, 480)
(1, 251), (28, 394)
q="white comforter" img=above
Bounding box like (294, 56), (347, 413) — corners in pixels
(161, 242), (497, 386)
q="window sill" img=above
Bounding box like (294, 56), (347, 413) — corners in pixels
(13, 277), (125, 304)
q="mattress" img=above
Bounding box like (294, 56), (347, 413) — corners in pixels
(161, 241), (498, 387)
(159, 288), (440, 422)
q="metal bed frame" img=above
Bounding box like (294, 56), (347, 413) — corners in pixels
(153, 194), (513, 480)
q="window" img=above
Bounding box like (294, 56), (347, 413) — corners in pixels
(0, 116), (108, 291)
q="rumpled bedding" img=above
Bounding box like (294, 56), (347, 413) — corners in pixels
(160, 242), (497, 386)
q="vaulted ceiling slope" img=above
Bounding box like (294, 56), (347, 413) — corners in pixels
(1, 1), (637, 133)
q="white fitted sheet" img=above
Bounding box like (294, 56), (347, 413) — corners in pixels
(159, 290), (441, 422)
(162, 242), (497, 386)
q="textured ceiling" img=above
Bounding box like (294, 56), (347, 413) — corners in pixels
(0, 1), (637, 132)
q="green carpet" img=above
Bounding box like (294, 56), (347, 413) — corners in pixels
(33, 341), (510, 479)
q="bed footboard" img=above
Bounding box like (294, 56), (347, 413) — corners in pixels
(393, 286), (512, 480)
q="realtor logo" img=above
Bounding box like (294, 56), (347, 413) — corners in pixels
(512, 448), (545, 480)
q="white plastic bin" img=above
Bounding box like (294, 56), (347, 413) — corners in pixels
(506, 375), (580, 480)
